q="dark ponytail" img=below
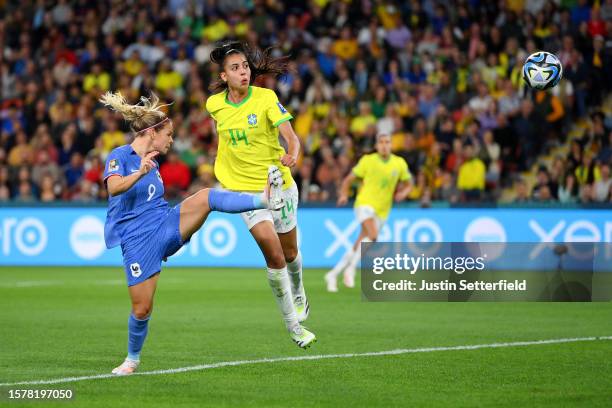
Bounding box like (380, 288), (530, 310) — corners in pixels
(209, 41), (290, 93)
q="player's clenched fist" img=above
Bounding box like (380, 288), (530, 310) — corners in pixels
(139, 151), (159, 175)
(280, 153), (297, 167)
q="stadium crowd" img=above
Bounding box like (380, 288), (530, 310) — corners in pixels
(0, 0), (610, 205)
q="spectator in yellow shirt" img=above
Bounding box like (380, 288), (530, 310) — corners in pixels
(122, 51), (144, 77)
(49, 90), (74, 126)
(155, 59), (183, 96)
(8, 130), (34, 166)
(100, 119), (126, 154)
(202, 15), (230, 42)
(457, 144), (486, 201)
(574, 153), (600, 186)
(350, 102), (377, 136)
(294, 103), (314, 140)
(332, 27), (358, 61)
(376, 3), (400, 29)
(83, 63), (111, 94)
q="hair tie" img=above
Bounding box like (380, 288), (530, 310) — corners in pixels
(136, 117), (169, 134)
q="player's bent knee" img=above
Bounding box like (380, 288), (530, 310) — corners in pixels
(266, 251), (286, 269)
(194, 188), (211, 210)
(184, 188), (210, 212)
(284, 248), (298, 263)
(132, 304), (153, 320)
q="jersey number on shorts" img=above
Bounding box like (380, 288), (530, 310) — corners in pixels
(147, 184), (156, 201)
(280, 199), (294, 220)
(229, 129), (249, 146)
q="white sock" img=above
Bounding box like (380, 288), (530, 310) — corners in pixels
(267, 267), (299, 331)
(327, 248), (354, 279)
(287, 251), (304, 297)
(346, 238), (372, 278)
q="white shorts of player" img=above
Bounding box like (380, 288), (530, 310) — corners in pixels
(240, 183), (299, 233)
(354, 205), (386, 233)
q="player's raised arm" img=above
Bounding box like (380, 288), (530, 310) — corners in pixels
(278, 121), (300, 168)
(106, 151), (159, 197)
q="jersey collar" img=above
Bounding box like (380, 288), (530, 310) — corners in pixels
(377, 153), (391, 163)
(225, 86), (252, 108)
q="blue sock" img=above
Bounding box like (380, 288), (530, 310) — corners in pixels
(127, 314), (150, 361)
(208, 188), (264, 213)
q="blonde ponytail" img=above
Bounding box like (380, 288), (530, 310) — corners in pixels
(99, 91), (171, 133)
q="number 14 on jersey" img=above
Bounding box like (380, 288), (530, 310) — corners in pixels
(228, 129), (249, 146)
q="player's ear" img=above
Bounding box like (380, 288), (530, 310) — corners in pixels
(220, 72), (227, 83)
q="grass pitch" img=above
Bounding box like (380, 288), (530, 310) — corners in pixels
(0, 267), (611, 407)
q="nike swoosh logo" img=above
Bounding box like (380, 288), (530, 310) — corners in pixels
(130, 169), (139, 173)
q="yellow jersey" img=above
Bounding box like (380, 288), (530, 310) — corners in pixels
(206, 86), (294, 191)
(457, 158), (486, 190)
(353, 153), (411, 219)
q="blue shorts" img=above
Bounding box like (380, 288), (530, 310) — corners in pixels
(121, 204), (185, 286)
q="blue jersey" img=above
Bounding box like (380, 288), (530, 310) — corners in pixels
(103, 145), (169, 248)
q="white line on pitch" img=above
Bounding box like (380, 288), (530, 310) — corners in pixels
(1, 336), (610, 387)
(0, 280), (64, 288)
(0, 278), (186, 288)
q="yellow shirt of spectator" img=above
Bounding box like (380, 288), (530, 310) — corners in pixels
(332, 39), (358, 60)
(376, 4), (399, 29)
(234, 21), (249, 37)
(294, 108), (313, 141)
(123, 58), (144, 76)
(203, 19), (230, 42)
(352, 153), (412, 219)
(83, 72), (111, 93)
(457, 158), (486, 190)
(350, 114), (376, 135)
(101, 130), (126, 153)
(206, 86), (294, 191)
(155, 71), (183, 93)
(313, 101), (331, 119)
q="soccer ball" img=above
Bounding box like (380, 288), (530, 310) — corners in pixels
(522, 51), (563, 90)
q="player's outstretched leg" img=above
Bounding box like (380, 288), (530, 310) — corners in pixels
(208, 166), (284, 212)
(179, 166), (284, 242)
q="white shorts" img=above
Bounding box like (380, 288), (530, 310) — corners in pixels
(354, 205), (385, 233)
(240, 184), (299, 233)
